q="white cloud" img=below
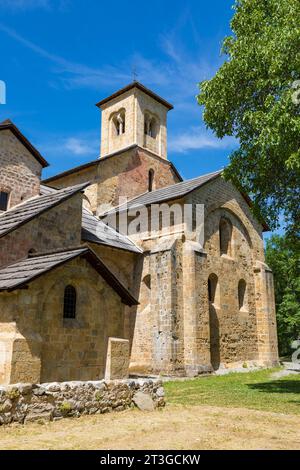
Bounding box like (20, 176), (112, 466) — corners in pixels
(0, 23), (131, 89)
(63, 137), (97, 156)
(0, 14), (232, 160)
(0, 20), (219, 98)
(40, 134), (99, 158)
(169, 127), (236, 153)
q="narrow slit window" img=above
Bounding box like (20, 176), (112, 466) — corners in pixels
(63, 285), (77, 319)
(238, 279), (247, 310)
(148, 169), (154, 192)
(0, 191), (9, 211)
(219, 217), (232, 256)
(208, 273), (220, 307)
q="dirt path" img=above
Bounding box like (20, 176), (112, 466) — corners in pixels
(0, 404), (299, 450)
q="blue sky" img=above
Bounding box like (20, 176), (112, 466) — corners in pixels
(0, 0), (237, 182)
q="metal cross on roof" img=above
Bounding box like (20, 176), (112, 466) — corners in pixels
(132, 66), (138, 82)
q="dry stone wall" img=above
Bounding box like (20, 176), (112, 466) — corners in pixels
(0, 379), (165, 425)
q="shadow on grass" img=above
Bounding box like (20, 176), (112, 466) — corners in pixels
(247, 380), (300, 395)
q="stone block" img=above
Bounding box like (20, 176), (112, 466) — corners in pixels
(133, 391), (155, 411)
(105, 338), (130, 381)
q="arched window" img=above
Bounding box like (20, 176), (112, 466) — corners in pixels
(63, 285), (77, 319)
(208, 273), (220, 307)
(219, 217), (232, 256)
(28, 248), (36, 256)
(238, 279), (247, 310)
(143, 274), (151, 290)
(0, 191), (9, 211)
(144, 115), (157, 138)
(148, 169), (154, 192)
(159, 212), (163, 231)
(112, 110), (125, 136)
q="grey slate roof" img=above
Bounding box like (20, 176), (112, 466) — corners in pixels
(0, 248), (87, 291)
(103, 170), (222, 215)
(81, 208), (142, 253)
(0, 182), (89, 238)
(0, 247), (138, 305)
(40, 185), (142, 253)
(40, 184), (56, 195)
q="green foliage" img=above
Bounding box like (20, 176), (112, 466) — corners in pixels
(95, 391), (104, 401)
(165, 368), (300, 415)
(6, 389), (20, 401)
(265, 234), (300, 355)
(198, 0), (300, 238)
(59, 401), (73, 415)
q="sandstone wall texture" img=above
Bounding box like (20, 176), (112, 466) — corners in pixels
(0, 258), (126, 385)
(128, 176), (278, 376)
(46, 147), (180, 213)
(99, 87), (169, 159)
(0, 193), (83, 267)
(105, 338), (130, 380)
(0, 129), (42, 209)
(0, 379), (165, 425)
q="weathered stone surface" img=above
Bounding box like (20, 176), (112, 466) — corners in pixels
(0, 400), (12, 413)
(18, 384), (33, 395)
(105, 338), (130, 380)
(156, 387), (165, 398)
(0, 379), (164, 426)
(25, 411), (53, 423)
(0, 128), (42, 211)
(133, 391), (155, 411)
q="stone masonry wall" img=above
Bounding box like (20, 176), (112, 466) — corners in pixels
(0, 129), (42, 209)
(0, 257), (125, 385)
(45, 147), (180, 214)
(99, 87), (169, 159)
(0, 379), (165, 425)
(128, 176), (278, 376)
(100, 88), (135, 157)
(0, 193), (83, 267)
(135, 88), (168, 159)
(185, 177), (278, 368)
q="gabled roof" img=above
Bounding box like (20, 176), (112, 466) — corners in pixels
(42, 145), (183, 185)
(0, 247), (138, 306)
(103, 170), (222, 215)
(81, 208), (142, 253)
(96, 81), (173, 110)
(40, 185), (142, 254)
(0, 119), (49, 168)
(0, 182), (89, 238)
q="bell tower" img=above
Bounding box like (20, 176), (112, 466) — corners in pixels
(96, 82), (173, 160)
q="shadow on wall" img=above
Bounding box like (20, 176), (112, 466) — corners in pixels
(209, 303), (220, 371)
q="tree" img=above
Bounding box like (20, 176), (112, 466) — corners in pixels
(197, 0), (300, 239)
(265, 234), (300, 356)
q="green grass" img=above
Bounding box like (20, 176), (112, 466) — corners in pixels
(164, 368), (300, 415)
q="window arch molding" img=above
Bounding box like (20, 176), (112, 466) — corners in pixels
(204, 207), (253, 251)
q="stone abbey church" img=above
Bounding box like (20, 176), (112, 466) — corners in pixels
(0, 82), (278, 385)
